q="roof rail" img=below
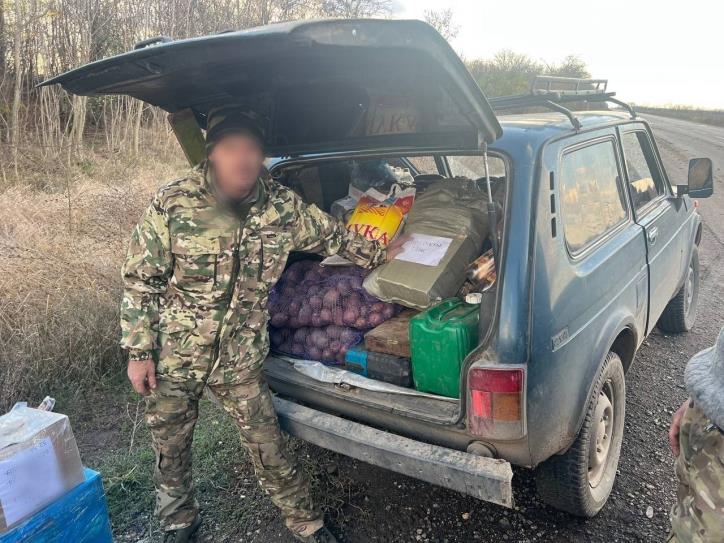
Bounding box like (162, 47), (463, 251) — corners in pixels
(489, 76), (636, 130)
(532, 75), (608, 95)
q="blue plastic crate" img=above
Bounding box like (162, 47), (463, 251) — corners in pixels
(0, 467), (112, 543)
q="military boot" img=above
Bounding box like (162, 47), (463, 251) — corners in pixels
(295, 526), (338, 543)
(162, 516), (202, 543)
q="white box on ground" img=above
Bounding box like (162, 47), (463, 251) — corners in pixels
(0, 406), (84, 533)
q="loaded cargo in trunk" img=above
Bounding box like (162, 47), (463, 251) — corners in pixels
(265, 151), (507, 421)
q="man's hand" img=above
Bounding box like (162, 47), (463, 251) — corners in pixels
(669, 398), (689, 457)
(386, 234), (411, 262)
(127, 359), (157, 396)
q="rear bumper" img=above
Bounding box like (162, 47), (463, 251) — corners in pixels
(273, 396), (514, 508)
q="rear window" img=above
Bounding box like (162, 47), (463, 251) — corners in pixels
(447, 155), (506, 179)
(559, 140), (628, 254)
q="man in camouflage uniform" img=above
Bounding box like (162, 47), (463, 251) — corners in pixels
(668, 327), (724, 543)
(121, 107), (392, 543)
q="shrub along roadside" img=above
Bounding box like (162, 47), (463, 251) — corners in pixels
(0, 137), (186, 411)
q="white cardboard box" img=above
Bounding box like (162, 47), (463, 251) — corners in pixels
(0, 406), (84, 533)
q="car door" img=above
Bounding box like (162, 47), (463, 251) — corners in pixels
(619, 125), (686, 334)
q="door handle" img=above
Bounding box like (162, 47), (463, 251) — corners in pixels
(647, 226), (659, 244)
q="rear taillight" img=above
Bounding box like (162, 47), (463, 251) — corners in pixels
(467, 366), (526, 440)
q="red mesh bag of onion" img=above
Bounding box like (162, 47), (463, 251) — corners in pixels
(268, 260), (398, 363)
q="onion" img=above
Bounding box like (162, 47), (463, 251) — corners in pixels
(319, 308), (332, 324)
(336, 279), (352, 295)
(332, 307), (345, 326)
(323, 289), (340, 309)
(309, 295), (323, 311)
(270, 313), (289, 327)
(340, 328), (358, 344)
(347, 293), (362, 307)
(311, 329), (328, 349)
(298, 306), (312, 326)
(343, 308), (359, 326)
(368, 312), (384, 327)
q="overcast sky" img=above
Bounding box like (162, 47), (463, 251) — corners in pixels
(394, 0), (723, 109)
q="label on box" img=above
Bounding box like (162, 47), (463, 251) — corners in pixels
(394, 233), (453, 267)
(0, 437), (64, 526)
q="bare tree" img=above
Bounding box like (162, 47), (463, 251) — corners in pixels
(9, 0), (21, 151)
(321, 0), (392, 18)
(423, 8), (458, 41)
(0, 0), (6, 75)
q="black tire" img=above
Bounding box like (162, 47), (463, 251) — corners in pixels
(534, 352), (626, 517)
(658, 247), (700, 333)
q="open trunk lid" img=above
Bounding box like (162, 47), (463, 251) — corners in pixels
(41, 19), (501, 156)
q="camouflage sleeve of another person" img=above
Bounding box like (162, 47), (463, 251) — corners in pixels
(669, 403), (724, 543)
(288, 191), (386, 268)
(120, 194), (173, 361)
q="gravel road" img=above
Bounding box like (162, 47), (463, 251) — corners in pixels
(264, 115), (723, 543)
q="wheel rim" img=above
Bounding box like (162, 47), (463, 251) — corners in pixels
(684, 263), (695, 315)
(588, 380), (614, 488)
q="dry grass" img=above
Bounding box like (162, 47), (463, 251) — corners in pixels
(0, 132), (187, 410)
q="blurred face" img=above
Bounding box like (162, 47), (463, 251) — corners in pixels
(208, 133), (264, 199)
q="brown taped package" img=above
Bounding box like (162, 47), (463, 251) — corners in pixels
(364, 309), (418, 358)
(0, 406), (84, 533)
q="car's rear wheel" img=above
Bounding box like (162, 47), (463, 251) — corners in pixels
(658, 247), (699, 333)
(534, 352), (625, 517)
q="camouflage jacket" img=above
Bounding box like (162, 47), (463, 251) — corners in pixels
(670, 403), (724, 543)
(120, 168), (385, 364)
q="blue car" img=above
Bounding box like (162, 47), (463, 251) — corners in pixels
(45, 19), (714, 516)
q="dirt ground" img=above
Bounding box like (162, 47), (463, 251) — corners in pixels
(75, 114), (724, 543)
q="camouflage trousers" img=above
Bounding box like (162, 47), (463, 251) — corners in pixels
(144, 352), (323, 538)
(668, 404), (724, 543)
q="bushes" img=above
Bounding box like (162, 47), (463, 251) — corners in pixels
(0, 137), (185, 411)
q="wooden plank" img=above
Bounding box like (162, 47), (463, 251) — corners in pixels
(364, 309), (418, 358)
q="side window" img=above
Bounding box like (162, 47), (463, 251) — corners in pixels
(405, 156), (439, 175)
(560, 139), (628, 254)
(447, 155), (506, 179)
(621, 131), (665, 211)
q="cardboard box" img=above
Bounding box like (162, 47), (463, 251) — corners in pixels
(0, 407), (84, 533)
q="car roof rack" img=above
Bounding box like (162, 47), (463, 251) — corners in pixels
(489, 75), (636, 130)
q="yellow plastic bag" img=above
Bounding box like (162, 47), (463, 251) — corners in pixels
(346, 187), (415, 246)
